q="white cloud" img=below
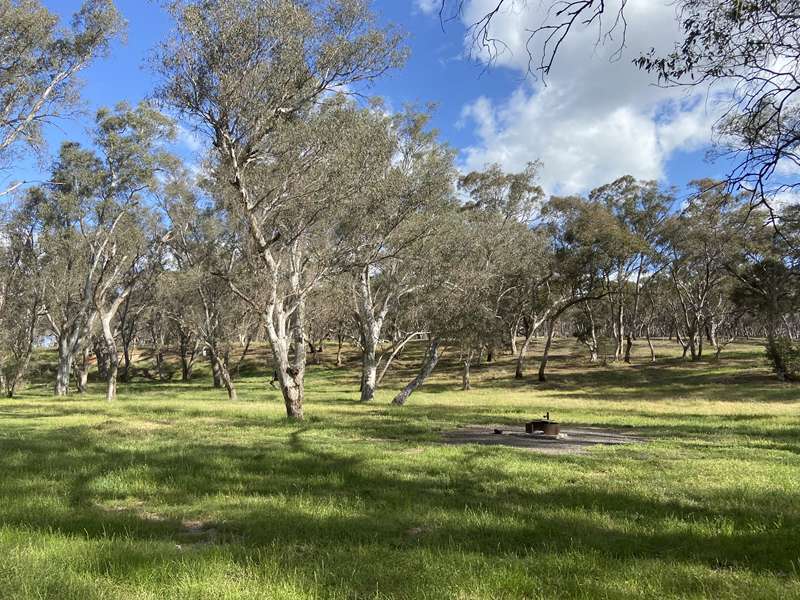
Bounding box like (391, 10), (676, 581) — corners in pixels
(451, 0), (721, 194)
(176, 124), (205, 153)
(770, 190), (800, 209)
(414, 0), (440, 15)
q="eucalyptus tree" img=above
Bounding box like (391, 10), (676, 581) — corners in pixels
(390, 196), (538, 403)
(507, 229), (557, 380)
(389, 209), (470, 406)
(302, 278), (356, 368)
(585, 176), (671, 362)
(456, 163), (550, 379)
(154, 259), (200, 381)
(528, 196), (628, 380)
(164, 174), (253, 400)
(731, 205), (800, 379)
(36, 103), (174, 396)
(339, 108), (455, 401)
(92, 210), (164, 400)
(155, 0), (405, 420)
(661, 181), (742, 361)
(0, 198), (44, 396)
(116, 276), (153, 382)
(450, 218), (531, 390)
(0, 0), (123, 196)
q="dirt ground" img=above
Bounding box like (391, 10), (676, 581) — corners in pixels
(441, 425), (646, 455)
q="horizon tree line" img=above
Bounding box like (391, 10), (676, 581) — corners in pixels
(0, 0), (797, 419)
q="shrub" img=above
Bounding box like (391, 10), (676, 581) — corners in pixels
(765, 337), (800, 381)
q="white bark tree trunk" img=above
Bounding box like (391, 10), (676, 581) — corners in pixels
(538, 320), (556, 382)
(54, 342), (72, 396)
(392, 339), (440, 406)
(100, 313), (119, 401)
(462, 349), (473, 391)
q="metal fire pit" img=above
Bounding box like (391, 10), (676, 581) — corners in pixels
(525, 412), (560, 436)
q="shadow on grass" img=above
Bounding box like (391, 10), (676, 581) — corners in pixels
(0, 422), (798, 583)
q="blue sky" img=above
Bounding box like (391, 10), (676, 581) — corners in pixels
(17, 0), (726, 198)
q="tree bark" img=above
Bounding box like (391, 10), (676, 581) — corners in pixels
(179, 332), (198, 381)
(515, 333), (533, 379)
(623, 333), (633, 363)
(54, 335), (73, 397)
(360, 341), (378, 402)
(376, 331), (426, 387)
(100, 313), (119, 401)
(615, 301), (625, 361)
(75, 344), (90, 394)
(538, 320), (555, 382)
(335, 334), (344, 367)
(510, 315), (521, 355)
(211, 354), (222, 388)
(210, 349), (237, 400)
(263, 284), (306, 419)
(645, 324), (656, 362)
(354, 266), (393, 402)
(462, 349), (473, 391)
(392, 339), (440, 406)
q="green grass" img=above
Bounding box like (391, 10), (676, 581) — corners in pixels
(0, 340), (799, 599)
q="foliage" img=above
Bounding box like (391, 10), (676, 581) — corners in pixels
(0, 0), (123, 189)
(765, 336), (800, 382)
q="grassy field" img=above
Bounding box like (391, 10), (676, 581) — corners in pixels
(0, 339), (798, 599)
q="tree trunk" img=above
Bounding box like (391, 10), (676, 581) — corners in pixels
(271, 340), (303, 418)
(211, 352), (222, 388)
(121, 342), (132, 382)
(100, 315), (120, 401)
(645, 324), (656, 362)
(392, 339), (440, 406)
(515, 333), (533, 379)
(766, 324), (788, 380)
(582, 305), (599, 362)
(336, 334), (344, 367)
(6, 354), (32, 398)
(311, 344), (321, 365)
(376, 331), (426, 387)
(4, 301), (40, 397)
(360, 343), (378, 402)
(623, 333), (633, 363)
(709, 322), (721, 359)
(54, 336), (73, 397)
(462, 349), (473, 391)
(687, 322), (699, 361)
(265, 293), (307, 419)
(615, 302), (625, 360)
(697, 326), (704, 360)
(93, 338), (110, 380)
(106, 359), (118, 401)
(180, 335), (198, 381)
(182, 357), (193, 381)
(538, 321), (555, 382)
(510, 316), (521, 355)
(211, 350), (237, 400)
(75, 345), (90, 394)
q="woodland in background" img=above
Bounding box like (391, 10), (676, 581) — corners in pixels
(0, 0), (798, 420)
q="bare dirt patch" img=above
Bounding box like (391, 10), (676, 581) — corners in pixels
(441, 425), (645, 455)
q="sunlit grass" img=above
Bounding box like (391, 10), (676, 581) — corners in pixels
(0, 340), (798, 598)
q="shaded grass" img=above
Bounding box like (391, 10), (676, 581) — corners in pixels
(0, 340), (798, 598)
